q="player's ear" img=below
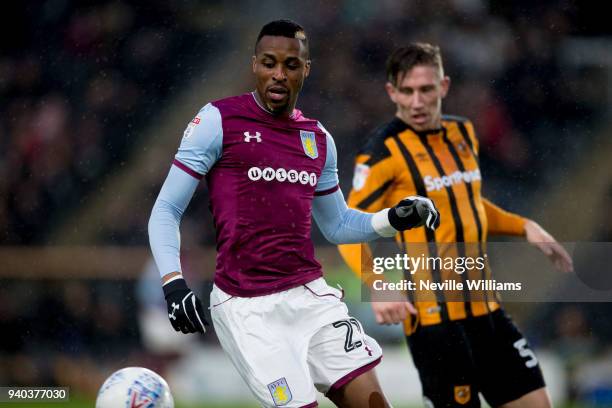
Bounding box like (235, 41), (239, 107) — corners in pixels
(440, 76), (450, 99)
(252, 55), (257, 74)
(304, 59), (311, 78)
(385, 82), (397, 103)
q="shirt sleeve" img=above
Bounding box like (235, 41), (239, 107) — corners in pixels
(148, 165), (200, 277)
(314, 122), (340, 195)
(346, 139), (397, 211)
(312, 188), (380, 244)
(340, 135), (398, 282)
(174, 103), (223, 178)
(483, 198), (526, 236)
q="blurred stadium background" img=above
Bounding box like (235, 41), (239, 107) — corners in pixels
(1, 1), (612, 407)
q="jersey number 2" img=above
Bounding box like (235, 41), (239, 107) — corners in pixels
(333, 318), (363, 353)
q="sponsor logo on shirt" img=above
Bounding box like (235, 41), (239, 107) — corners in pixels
(247, 166), (317, 186)
(424, 169), (481, 192)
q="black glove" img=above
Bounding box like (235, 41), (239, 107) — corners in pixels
(388, 196), (440, 231)
(163, 278), (208, 334)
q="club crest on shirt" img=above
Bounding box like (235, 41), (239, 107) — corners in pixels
(455, 141), (471, 158)
(454, 385), (471, 405)
(300, 130), (318, 159)
(352, 163), (370, 191)
(267, 377), (292, 406)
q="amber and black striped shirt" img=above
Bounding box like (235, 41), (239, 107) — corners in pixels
(339, 115), (526, 333)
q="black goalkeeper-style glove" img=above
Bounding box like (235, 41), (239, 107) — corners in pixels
(388, 196), (440, 231)
(163, 278), (208, 334)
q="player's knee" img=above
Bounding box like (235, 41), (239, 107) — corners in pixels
(327, 372), (391, 408)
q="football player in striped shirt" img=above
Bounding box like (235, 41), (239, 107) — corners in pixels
(339, 43), (573, 408)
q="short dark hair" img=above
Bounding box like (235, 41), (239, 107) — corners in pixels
(386, 43), (443, 85)
(255, 19), (309, 57)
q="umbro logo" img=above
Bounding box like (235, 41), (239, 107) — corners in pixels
(244, 131), (262, 143)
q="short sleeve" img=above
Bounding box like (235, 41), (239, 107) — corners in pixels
(314, 122), (340, 195)
(346, 138), (396, 211)
(174, 103), (223, 178)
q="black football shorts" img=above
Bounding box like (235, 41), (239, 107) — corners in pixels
(407, 309), (546, 407)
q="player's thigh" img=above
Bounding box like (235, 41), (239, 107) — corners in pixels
(407, 321), (480, 408)
(210, 285), (317, 407)
(498, 387), (551, 408)
(471, 310), (546, 408)
(307, 316), (383, 398)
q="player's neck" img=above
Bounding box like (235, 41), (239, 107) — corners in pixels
(252, 91), (295, 118)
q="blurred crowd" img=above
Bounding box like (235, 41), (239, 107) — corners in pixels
(292, 0), (606, 205)
(1, 1), (608, 245)
(0, 279), (144, 396)
(0, 1), (224, 244)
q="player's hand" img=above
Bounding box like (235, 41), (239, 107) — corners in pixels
(524, 220), (573, 273)
(388, 196), (440, 231)
(163, 278), (208, 334)
(371, 301), (417, 325)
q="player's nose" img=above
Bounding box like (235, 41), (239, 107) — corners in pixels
(411, 91), (425, 107)
(272, 65), (287, 81)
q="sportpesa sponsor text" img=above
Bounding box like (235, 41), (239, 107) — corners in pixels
(424, 169), (481, 192)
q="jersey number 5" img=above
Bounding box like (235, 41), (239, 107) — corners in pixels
(333, 318), (363, 353)
(513, 338), (538, 368)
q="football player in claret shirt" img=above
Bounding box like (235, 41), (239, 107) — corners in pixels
(148, 21), (439, 408)
(339, 43), (573, 408)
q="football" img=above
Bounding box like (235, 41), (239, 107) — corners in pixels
(96, 367), (175, 408)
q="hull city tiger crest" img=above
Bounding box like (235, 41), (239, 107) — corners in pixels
(300, 130), (318, 159)
(454, 385), (471, 405)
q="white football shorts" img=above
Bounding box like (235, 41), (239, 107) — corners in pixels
(210, 277), (383, 407)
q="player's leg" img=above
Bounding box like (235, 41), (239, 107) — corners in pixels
(302, 277), (391, 407)
(325, 368), (391, 408)
(407, 319), (481, 408)
(210, 284), (318, 407)
(498, 387), (551, 408)
(308, 318), (390, 408)
(472, 309), (547, 408)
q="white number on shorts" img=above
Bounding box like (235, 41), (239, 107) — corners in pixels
(332, 318), (363, 353)
(513, 338), (538, 368)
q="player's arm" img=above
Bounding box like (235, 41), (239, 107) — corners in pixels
(483, 198), (573, 272)
(466, 118), (571, 272)
(313, 189), (438, 243)
(482, 198), (527, 236)
(337, 131), (410, 279)
(148, 103), (222, 333)
(334, 133), (423, 324)
(312, 126), (436, 325)
(312, 125), (438, 243)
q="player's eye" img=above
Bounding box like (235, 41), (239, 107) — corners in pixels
(262, 61), (275, 68)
